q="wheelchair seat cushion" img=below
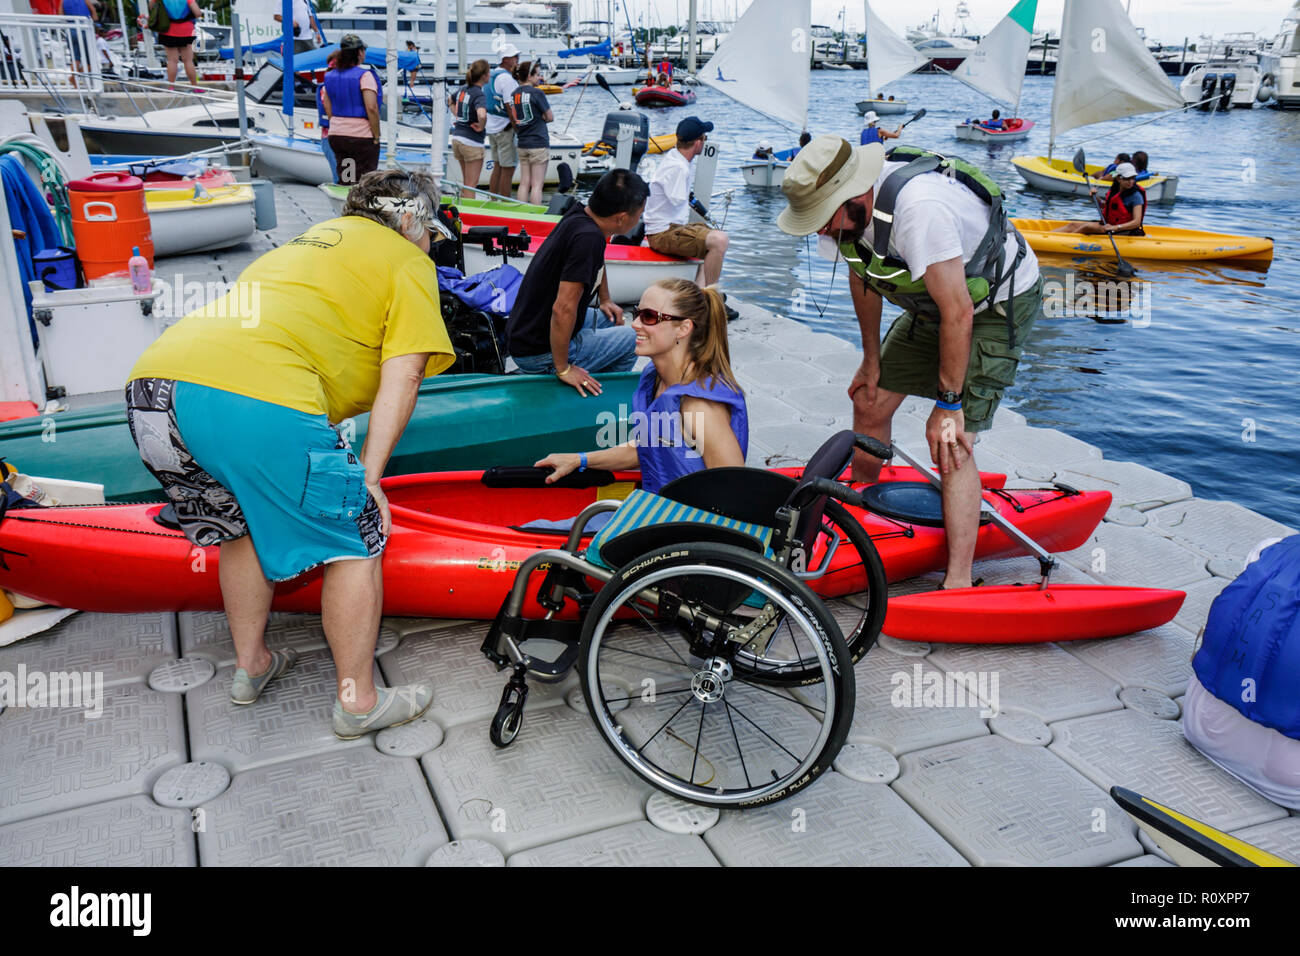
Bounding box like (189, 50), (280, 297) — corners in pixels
(858, 481), (993, 528)
(587, 488), (776, 570)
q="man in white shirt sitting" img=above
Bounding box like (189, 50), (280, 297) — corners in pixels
(644, 116), (731, 294)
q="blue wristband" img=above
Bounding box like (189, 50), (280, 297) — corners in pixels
(578, 452), (588, 472)
(935, 399), (963, 411)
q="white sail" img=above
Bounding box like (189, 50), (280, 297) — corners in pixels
(951, 0), (1037, 109)
(1052, 0), (1184, 142)
(865, 1), (930, 98)
(700, 0), (811, 130)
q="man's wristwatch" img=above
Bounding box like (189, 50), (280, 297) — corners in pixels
(936, 389), (963, 410)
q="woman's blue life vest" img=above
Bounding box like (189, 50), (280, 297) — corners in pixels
(485, 66), (513, 117)
(1102, 182), (1146, 230)
(860, 126), (883, 146)
(629, 365), (748, 495)
(162, 0), (195, 22)
(1193, 535), (1300, 740)
(323, 65), (383, 121)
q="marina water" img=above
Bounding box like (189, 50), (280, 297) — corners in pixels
(537, 70), (1299, 527)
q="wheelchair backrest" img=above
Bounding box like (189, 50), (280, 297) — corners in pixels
(791, 430), (856, 547)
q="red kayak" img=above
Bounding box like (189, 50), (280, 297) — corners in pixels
(634, 85), (696, 108)
(0, 467), (1107, 619)
(884, 584), (1186, 643)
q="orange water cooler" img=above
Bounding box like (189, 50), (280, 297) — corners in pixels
(67, 171), (155, 280)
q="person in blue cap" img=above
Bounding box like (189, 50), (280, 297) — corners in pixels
(645, 115), (733, 306)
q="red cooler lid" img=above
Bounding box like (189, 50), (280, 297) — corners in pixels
(68, 171), (144, 192)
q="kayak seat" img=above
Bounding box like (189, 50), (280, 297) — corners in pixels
(611, 221), (646, 246)
(859, 481), (993, 528)
(545, 193), (577, 216)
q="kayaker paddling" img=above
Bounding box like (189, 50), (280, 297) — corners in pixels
(536, 279), (746, 493)
(125, 169), (456, 739)
(859, 111), (901, 147)
(778, 136), (1042, 591)
(1053, 161), (1146, 236)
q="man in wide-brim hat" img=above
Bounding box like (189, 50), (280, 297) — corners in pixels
(778, 135), (1043, 590)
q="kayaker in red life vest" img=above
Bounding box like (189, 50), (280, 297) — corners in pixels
(535, 279), (746, 496)
(125, 170), (456, 739)
(1052, 162), (1146, 236)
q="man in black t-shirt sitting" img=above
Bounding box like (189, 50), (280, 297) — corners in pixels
(506, 169), (649, 396)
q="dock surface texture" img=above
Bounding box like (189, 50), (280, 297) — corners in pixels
(3, 184), (1296, 867)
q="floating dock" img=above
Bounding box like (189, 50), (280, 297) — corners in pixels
(1, 183), (1296, 866)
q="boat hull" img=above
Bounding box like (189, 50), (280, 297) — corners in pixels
(1011, 219), (1274, 265)
(0, 372), (641, 503)
(954, 119), (1035, 142)
(634, 86), (696, 108)
(739, 160), (789, 188)
(0, 478), (1109, 621)
(1012, 155), (1179, 204)
(147, 185), (257, 256)
(856, 99), (908, 115)
(78, 122), (242, 158)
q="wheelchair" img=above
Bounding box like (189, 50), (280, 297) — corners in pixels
(480, 430), (892, 808)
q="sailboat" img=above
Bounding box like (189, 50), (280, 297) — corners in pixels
(700, 0), (811, 189)
(953, 0), (1038, 142)
(857, 1), (929, 115)
(1011, 0), (1184, 203)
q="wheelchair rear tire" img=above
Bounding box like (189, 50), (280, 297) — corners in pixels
(578, 542), (854, 808)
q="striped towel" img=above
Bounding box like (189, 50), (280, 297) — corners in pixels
(587, 489), (775, 569)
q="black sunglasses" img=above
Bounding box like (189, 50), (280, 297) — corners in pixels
(633, 307), (684, 326)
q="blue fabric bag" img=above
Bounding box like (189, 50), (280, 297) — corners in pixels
(1192, 535), (1300, 739)
(1, 154), (64, 346)
(439, 263), (523, 318)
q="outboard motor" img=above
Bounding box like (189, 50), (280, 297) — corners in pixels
(1198, 72), (1218, 110)
(1218, 72), (1236, 111)
(598, 109), (650, 173)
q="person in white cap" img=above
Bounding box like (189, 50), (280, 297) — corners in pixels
(1053, 162), (1147, 236)
(778, 135), (1042, 591)
(859, 111), (900, 147)
(486, 43), (522, 197)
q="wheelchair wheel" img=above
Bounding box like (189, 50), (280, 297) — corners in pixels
(578, 542), (854, 808)
(736, 498), (888, 685)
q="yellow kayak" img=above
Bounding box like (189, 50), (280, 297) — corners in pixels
(536, 84), (564, 95)
(1012, 155), (1179, 204)
(1012, 219), (1274, 266)
(1111, 786), (1296, 867)
(582, 133), (677, 157)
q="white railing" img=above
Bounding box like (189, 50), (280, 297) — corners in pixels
(0, 13), (103, 95)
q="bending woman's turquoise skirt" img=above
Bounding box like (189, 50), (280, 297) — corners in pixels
(125, 378), (385, 582)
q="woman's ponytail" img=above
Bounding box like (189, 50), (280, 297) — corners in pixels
(655, 279), (739, 393)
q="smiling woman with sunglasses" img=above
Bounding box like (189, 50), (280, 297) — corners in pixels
(535, 279), (746, 493)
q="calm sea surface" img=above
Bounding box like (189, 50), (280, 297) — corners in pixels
(547, 70), (1300, 528)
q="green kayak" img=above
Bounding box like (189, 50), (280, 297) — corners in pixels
(319, 185), (552, 221)
(2, 372), (639, 502)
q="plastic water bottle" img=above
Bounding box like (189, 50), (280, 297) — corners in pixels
(128, 246), (151, 294)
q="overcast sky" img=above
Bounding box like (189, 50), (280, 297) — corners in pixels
(592, 1), (1295, 43)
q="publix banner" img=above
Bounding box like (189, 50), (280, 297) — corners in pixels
(234, 0), (285, 48)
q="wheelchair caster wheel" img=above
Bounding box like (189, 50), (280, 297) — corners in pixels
(490, 685), (527, 748)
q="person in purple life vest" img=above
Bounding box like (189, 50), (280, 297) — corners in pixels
(535, 278), (746, 495)
(321, 34), (383, 186)
(859, 111), (900, 146)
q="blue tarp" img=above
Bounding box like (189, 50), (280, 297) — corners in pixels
(1, 155), (63, 347)
(289, 43), (421, 73)
(217, 36), (285, 59)
(558, 39), (612, 59)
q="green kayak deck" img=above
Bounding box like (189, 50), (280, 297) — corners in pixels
(2, 372), (639, 502)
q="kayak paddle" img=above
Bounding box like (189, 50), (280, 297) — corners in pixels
(900, 107), (927, 129)
(595, 72), (623, 105)
(1073, 148), (1137, 279)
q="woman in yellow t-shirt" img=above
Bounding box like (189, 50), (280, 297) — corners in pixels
(126, 169), (455, 740)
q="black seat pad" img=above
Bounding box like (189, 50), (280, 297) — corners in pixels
(659, 466), (796, 527)
(858, 481), (993, 528)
